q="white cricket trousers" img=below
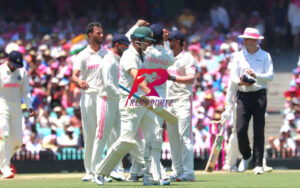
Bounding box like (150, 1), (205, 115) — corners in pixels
(80, 93), (100, 174)
(96, 97), (163, 181)
(166, 96), (194, 176)
(0, 113), (22, 172)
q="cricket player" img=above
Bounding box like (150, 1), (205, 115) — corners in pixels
(0, 51), (34, 179)
(166, 30), (197, 182)
(94, 33), (145, 182)
(71, 22), (108, 181)
(126, 22), (175, 183)
(95, 24), (171, 186)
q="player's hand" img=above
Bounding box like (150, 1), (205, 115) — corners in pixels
(136, 19), (149, 27)
(167, 74), (176, 82)
(238, 77), (253, 86)
(163, 28), (169, 41)
(79, 80), (89, 90)
(245, 69), (257, 78)
(138, 96), (150, 107)
(29, 108), (35, 117)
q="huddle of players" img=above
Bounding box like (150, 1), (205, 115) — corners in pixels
(72, 19), (197, 186)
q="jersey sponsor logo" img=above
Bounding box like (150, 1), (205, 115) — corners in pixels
(4, 83), (20, 88)
(87, 64), (99, 70)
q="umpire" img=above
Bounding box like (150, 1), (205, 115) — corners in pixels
(230, 27), (273, 175)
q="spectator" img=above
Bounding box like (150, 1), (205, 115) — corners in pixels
(210, 2), (230, 32)
(49, 106), (70, 128)
(70, 107), (82, 128)
(178, 8), (195, 29)
(42, 127), (58, 153)
(37, 108), (51, 128)
(273, 126), (295, 158)
(57, 126), (79, 148)
(288, 0), (300, 49)
(272, 0), (288, 48)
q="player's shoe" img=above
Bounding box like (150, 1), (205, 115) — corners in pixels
(110, 170), (125, 181)
(254, 166), (264, 175)
(159, 178), (171, 185)
(81, 173), (93, 182)
(263, 165), (273, 172)
(223, 165), (238, 172)
(143, 175), (159, 185)
(238, 157), (252, 172)
(169, 172), (181, 182)
(176, 174), (195, 182)
(126, 174), (139, 182)
(104, 177), (113, 182)
(94, 174), (104, 185)
(1, 170), (14, 179)
(137, 168), (145, 178)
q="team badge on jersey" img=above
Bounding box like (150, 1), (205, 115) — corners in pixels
(17, 75), (22, 81)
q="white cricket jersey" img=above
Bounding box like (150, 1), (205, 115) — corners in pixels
(99, 50), (120, 100)
(119, 45), (145, 97)
(230, 47), (273, 92)
(144, 44), (174, 98)
(167, 50), (196, 99)
(0, 63), (32, 115)
(73, 45), (108, 94)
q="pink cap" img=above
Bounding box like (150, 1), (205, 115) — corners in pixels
(18, 46), (26, 54)
(51, 62), (59, 69)
(188, 44), (200, 54)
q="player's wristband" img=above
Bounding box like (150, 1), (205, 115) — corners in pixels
(171, 75), (176, 82)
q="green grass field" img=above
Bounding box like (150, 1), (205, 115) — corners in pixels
(1, 170), (300, 188)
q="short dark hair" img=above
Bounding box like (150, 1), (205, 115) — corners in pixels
(86, 22), (102, 36)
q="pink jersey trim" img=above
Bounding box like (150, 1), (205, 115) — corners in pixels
(4, 83), (20, 88)
(189, 96), (192, 140)
(98, 96), (107, 140)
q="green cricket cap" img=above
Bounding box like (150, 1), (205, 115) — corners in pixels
(132, 26), (156, 42)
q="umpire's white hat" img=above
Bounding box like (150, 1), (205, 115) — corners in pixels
(238, 27), (264, 40)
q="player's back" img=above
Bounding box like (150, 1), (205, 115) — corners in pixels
(144, 45), (174, 98)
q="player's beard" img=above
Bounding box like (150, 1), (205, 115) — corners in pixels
(94, 36), (103, 45)
(117, 47), (125, 56)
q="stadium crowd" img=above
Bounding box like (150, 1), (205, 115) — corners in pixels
(267, 55), (300, 158)
(0, 0), (299, 163)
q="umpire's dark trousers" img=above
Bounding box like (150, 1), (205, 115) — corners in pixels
(236, 89), (267, 167)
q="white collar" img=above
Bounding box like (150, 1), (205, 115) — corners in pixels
(175, 50), (185, 60)
(87, 45), (102, 54)
(243, 46), (261, 57)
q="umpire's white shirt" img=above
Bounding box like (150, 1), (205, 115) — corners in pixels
(0, 63), (32, 114)
(230, 47), (273, 92)
(73, 45), (108, 94)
